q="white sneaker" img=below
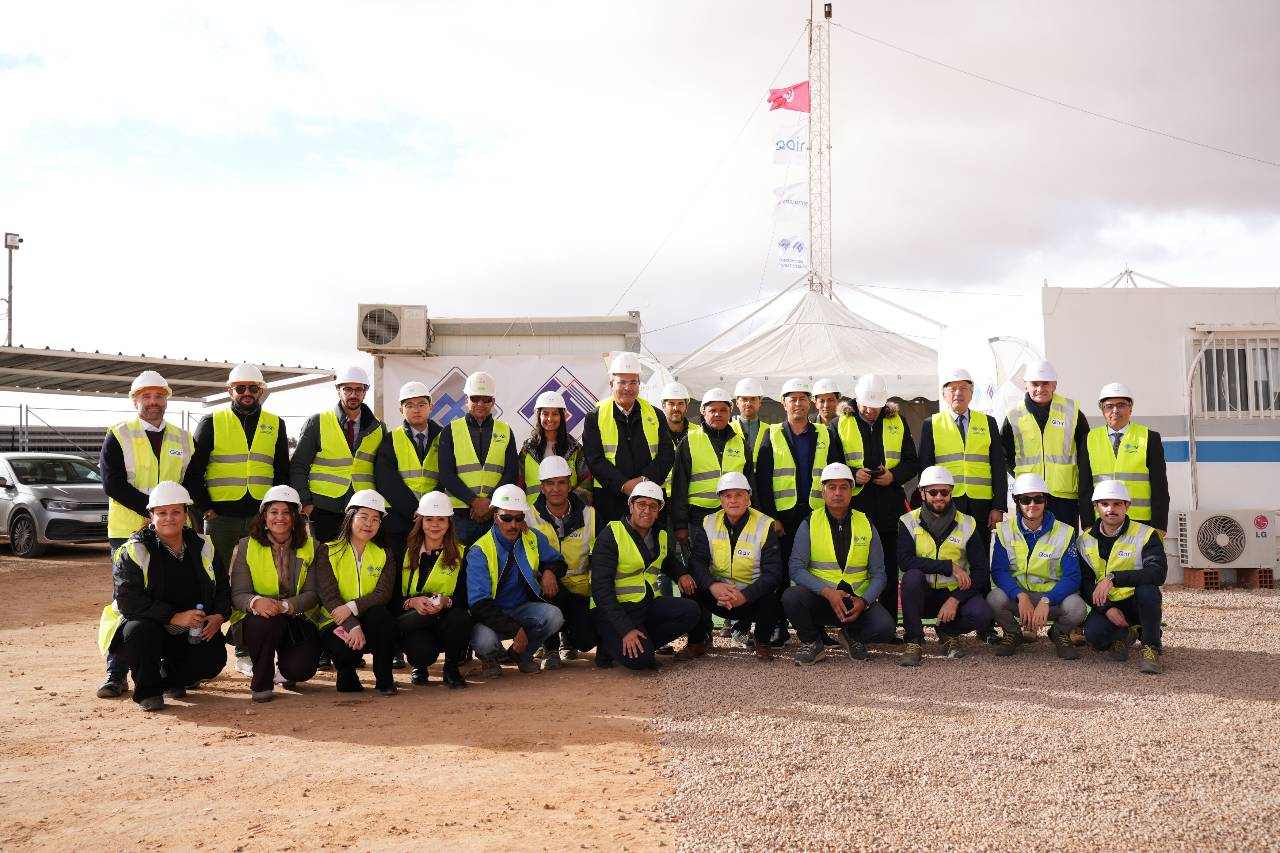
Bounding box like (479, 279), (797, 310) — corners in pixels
(234, 658), (254, 677)
(273, 667), (287, 685)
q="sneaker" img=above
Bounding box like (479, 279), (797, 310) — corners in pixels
(673, 642), (708, 661)
(833, 629), (868, 661)
(978, 628), (1001, 646)
(655, 644), (676, 656)
(392, 652), (407, 670)
(1049, 626), (1080, 660)
(234, 658), (254, 678)
(96, 679), (127, 699)
(478, 659), (503, 679)
(517, 658), (540, 674)
(251, 689), (274, 703)
(410, 668), (430, 686)
(139, 695), (164, 712)
(794, 640), (826, 666)
(316, 651), (333, 671)
(336, 668), (363, 692)
(993, 630), (1022, 657)
(561, 647), (579, 661)
(1139, 645), (1162, 675)
(1127, 625), (1142, 646)
(541, 654), (563, 671)
(442, 664), (468, 689)
(1107, 638), (1130, 663)
(940, 637), (965, 660)
(730, 628), (755, 649)
(820, 632), (839, 647)
(899, 642), (923, 667)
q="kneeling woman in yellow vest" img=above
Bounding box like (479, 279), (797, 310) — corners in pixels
(312, 490), (398, 695)
(396, 491), (472, 689)
(228, 485), (322, 703)
(96, 482), (230, 712)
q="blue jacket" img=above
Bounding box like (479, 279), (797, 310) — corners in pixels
(466, 526), (564, 613)
(990, 511), (1080, 606)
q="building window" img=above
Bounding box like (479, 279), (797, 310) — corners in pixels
(1196, 333), (1280, 417)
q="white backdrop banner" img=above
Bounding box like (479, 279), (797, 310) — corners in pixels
(380, 355), (609, 444)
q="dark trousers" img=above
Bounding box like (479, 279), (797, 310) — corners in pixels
(593, 596), (700, 672)
(1084, 585), (1163, 651)
(241, 613), (320, 693)
(1047, 496), (1079, 529)
(320, 605), (396, 690)
(872, 518), (901, 622)
(396, 606), (472, 669)
(899, 569), (994, 643)
(780, 586), (896, 645)
(309, 508), (346, 544)
(113, 619), (228, 703)
(690, 586), (780, 644)
(545, 589), (598, 654)
(106, 537), (129, 682)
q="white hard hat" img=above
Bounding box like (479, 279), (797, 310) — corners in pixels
(398, 380), (431, 403)
(537, 455), (572, 481)
(917, 465), (956, 489)
(1092, 480), (1131, 503)
(780, 378), (812, 397)
(147, 480), (193, 510)
(661, 381), (690, 402)
(609, 352), (642, 375)
(416, 491), (453, 517)
(1024, 360), (1058, 382)
(701, 387), (733, 407)
(853, 374), (888, 408)
(491, 483), (530, 515)
(940, 367), (974, 388)
(812, 377), (841, 396)
(734, 378), (765, 398)
(629, 480), (666, 505)
(1012, 473), (1050, 496)
(227, 363), (265, 386)
(462, 371), (496, 397)
(259, 484), (301, 507)
(1098, 382), (1134, 405)
(335, 365), (370, 387)
(716, 471), (752, 493)
(130, 370), (171, 398)
(347, 489), (387, 514)
(820, 462), (855, 483)
(534, 390), (567, 410)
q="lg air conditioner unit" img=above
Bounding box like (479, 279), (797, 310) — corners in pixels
(355, 304), (430, 353)
(1177, 509), (1276, 570)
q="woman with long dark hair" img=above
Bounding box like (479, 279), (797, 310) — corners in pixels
(516, 390), (591, 502)
(396, 491), (472, 689)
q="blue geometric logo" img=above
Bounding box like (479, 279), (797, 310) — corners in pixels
(428, 367), (503, 427)
(518, 366), (599, 437)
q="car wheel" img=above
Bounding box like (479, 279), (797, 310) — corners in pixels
(9, 513), (46, 558)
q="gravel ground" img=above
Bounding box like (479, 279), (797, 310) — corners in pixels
(651, 588), (1280, 851)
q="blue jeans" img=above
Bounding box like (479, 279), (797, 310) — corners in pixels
(471, 602), (565, 665)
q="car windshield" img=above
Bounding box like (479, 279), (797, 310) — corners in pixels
(8, 458), (102, 485)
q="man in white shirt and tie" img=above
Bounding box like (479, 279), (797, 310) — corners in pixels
(1078, 382), (1169, 534)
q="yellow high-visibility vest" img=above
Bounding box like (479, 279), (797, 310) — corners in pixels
(228, 536), (319, 627)
(686, 428), (747, 508)
(97, 534), (215, 655)
(592, 521), (667, 607)
(702, 508), (772, 589)
(106, 419), (194, 539)
(1077, 520), (1157, 603)
(391, 427), (440, 499)
(447, 418), (512, 509)
(837, 414), (904, 497)
(401, 547), (465, 598)
(731, 418), (769, 466)
(531, 505), (597, 596)
(929, 411), (994, 500)
(596, 399), (659, 466)
(769, 424), (828, 512)
(315, 540), (387, 628)
(1008, 394), (1079, 499)
(806, 508), (873, 597)
(899, 508), (976, 592)
(308, 411), (382, 499)
(995, 518), (1074, 593)
(206, 409), (280, 502)
(1086, 423), (1152, 521)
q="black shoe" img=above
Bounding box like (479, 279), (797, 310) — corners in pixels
(979, 628), (1000, 646)
(819, 632), (839, 647)
(317, 651), (333, 671)
(139, 695), (165, 712)
(767, 625), (789, 648)
(595, 654), (616, 669)
(96, 679), (127, 699)
(410, 668), (430, 686)
(377, 684), (398, 697)
(165, 685), (187, 699)
(834, 629), (868, 661)
(656, 645), (676, 656)
(336, 668), (363, 692)
(392, 652), (407, 670)
(442, 664), (468, 689)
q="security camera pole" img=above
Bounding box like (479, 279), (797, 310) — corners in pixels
(3, 232), (21, 347)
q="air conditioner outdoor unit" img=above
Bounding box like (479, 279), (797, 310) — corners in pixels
(355, 304), (430, 353)
(1177, 509), (1276, 571)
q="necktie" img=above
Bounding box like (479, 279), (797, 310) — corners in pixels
(1111, 431), (1122, 454)
(346, 417), (358, 451)
(414, 431), (427, 460)
(956, 413), (967, 441)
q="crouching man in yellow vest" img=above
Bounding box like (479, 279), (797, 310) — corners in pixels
(1079, 480), (1168, 675)
(529, 455), (599, 669)
(97, 482), (229, 712)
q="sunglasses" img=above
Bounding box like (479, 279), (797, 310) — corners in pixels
(496, 513), (524, 524)
(922, 488), (951, 499)
(1015, 494), (1048, 506)
(232, 384), (260, 395)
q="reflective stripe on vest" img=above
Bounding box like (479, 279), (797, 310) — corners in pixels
(448, 418), (512, 509)
(769, 424), (829, 512)
(1086, 423), (1152, 520)
(229, 536), (318, 627)
(995, 518), (1074, 593)
(687, 428), (747, 508)
(596, 398), (660, 466)
(900, 508), (976, 592)
(475, 529), (541, 599)
(807, 508), (872, 597)
(207, 409), (280, 502)
(702, 508), (771, 589)
(391, 428), (439, 499)
(1009, 394), (1079, 499)
(316, 540), (387, 628)
(531, 505), (597, 596)
(97, 534), (215, 656)
(106, 419), (194, 539)
(522, 445), (583, 500)
(1077, 521), (1155, 603)
(401, 547), (465, 598)
(592, 520), (667, 606)
(929, 411), (994, 500)
(836, 414), (905, 497)
(309, 411), (383, 499)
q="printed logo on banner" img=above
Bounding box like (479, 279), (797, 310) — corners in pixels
(777, 236), (808, 271)
(429, 367), (503, 427)
(518, 366), (599, 435)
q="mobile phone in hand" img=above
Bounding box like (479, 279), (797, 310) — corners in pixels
(334, 626), (350, 641)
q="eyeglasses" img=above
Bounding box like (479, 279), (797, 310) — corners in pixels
(496, 513), (524, 524)
(1102, 401), (1132, 411)
(1014, 494), (1047, 506)
(922, 488), (951, 499)
(232, 384), (259, 395)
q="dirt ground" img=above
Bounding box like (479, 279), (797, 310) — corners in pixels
(0, 547), (674, 851)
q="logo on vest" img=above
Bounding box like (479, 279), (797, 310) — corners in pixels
(168, 448), (184, 457)
(734, 548), (754, 559)
(1050, 418), (1065, 428)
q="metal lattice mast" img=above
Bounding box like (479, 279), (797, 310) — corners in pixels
(806, 2), (833, 297)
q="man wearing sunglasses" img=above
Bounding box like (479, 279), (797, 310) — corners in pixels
(1001, 360), (1089, 527)
(896, 466), (994, 667)
(1078, 383), (1169, 537)
(987, 473), (1086, 659)
(438, 371), (520, 547)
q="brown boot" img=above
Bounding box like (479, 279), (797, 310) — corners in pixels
(674, 642), (708, 661)
(754, 643), (774, 661)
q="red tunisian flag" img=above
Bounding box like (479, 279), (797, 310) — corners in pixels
(767, 80), (810, 113)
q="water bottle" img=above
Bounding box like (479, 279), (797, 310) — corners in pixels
(189, 604), (205, 644)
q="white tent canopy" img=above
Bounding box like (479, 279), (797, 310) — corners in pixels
(668, 289), (939, 401)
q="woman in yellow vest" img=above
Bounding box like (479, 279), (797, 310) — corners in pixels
(228, 485), (321, 703)
(516, 390), (591, 502)
(312, 490), (398, 695)
(395, 491), (471, 689)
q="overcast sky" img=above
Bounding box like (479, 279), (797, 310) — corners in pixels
(2, 0), (1278, 417)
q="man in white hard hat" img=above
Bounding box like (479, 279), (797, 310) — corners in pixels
(465, 484), (567, 677)
(987, 473), (1086, 659)
(582, 352), (675, 523)
(812, 378), (843, 428)
(730, 377), (770, 467)
(895, 466), (994, 666)
(375, 380), (443, 568)
(290, 365), (387, 543)
(1001, 359), (1089, 527)
(589, 481), (701, 671)
(843, 373), (920, 635)
(528, 455), (601, 668)
(96, 482), (230, 712)
(685, 472), (783, 660)
(517, 389), (590, 502)
(1078, 480), (1167, 675)
(96, 371), (198, 699)
(669, 387), (755, 544)
(1078, 382), (1169, 536)
(782, 463), (894, 664)
(437, 371), (520, 547)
